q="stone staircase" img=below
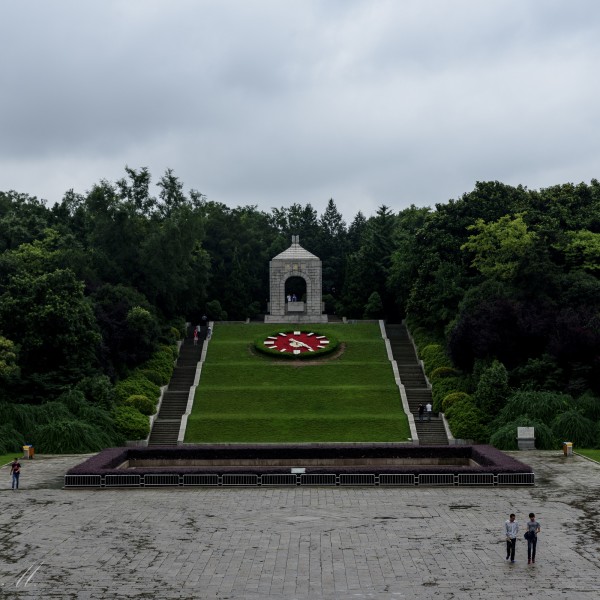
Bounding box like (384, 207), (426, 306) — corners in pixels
(386, 324), (449, 446)
(147, 329), (204, 446)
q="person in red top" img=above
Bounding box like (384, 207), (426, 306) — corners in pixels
(10, 458), (21, 490)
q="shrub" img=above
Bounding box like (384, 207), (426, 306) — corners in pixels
(56, 389), (87, 415)
(0, 424), (25, 453)
(138, 346), (176, 385)
(432, 376), (470, 412)
(112, 405), (150, 440)
(475, 360), (510, 417)
(551, 410), (596, 447)
(430, 367), (460, 380)
(495, 391), (574, 427)
(206, 299), (227, 321)
(573, 392), (600, 422)
(76, 375), (114, 409)
(442, 392), (472, 413)
(33, 419), (114, 453)
(449, 411), (488, 442)
(419, 344), (449, 377)
(363, 292), (383, 319)
(138, 369), (166, 386)
(124, 395), (156, 416)
(114, 376), (160, 404)
(489, 419), (557, 450)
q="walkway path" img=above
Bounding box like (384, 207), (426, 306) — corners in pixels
(385, 324), (448, 445)
(148, 328), (204, 445)
(1, 451), (599, 598)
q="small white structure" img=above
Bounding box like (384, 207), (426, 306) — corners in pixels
(265, 235), (327, 324)
(517, 427), (535, 450)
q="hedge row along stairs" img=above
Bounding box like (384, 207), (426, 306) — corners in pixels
(148, 329), (204, 446)
(386, 324), (449, 446)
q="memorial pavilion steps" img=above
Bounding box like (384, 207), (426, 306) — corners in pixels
(415, 419), (448, 446)
(147, 421), (181, 445)
(147, 332), (203, 446)
(385, 322), (449, 446)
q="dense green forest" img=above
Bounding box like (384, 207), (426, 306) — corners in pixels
(1, 168), (599, 452)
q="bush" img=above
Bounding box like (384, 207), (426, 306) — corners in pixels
(444, 396), (487, 442)
(0, 424), (25, 453)
(419, 344), (450, 377)
(33, 419), (114, 453)
(124, 395), (156, 416)
(138, 369), (166, 386)
(573, 392), (600, 422)
(475, 360), (510, 417)
(76, 375), (114, 409)
(206, 299), (227, 321)
(112, 405), (150, 440)
(489, 419), (557, 450)
(363, 292), (383, 319)
(114, 376), (160, 404)
(495, 391), (574, 427)
(551, 410), (596, 447)
(432, 376), (470, 412)
(430, 367), (460, 380)
(139, 346), (176, 385)
(56, 389), (87, 415)
(442, 392), (472, 413)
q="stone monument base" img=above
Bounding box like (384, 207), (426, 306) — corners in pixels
(264, 314), (329, 324)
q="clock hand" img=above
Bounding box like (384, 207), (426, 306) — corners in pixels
(289, 338), (311, 349)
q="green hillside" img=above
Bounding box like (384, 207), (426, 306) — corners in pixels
(184, 322), (410, 443)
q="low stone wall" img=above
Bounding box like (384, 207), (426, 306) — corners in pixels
(65, 444), (534, 487)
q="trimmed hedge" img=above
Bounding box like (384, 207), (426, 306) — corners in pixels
(112, 405), (150, 440)
(430, 366), (460, 379)
(419, 344), (450, 377)
(442, 391), (472, 413)
(124, 394), (156, 416)
(114, 376), (161, 404)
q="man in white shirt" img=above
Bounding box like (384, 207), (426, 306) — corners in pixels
(425, 402), (432, 421)
(504, 513), (519, 562)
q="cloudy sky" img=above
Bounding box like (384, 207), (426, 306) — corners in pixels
(2, 0), (600, 221)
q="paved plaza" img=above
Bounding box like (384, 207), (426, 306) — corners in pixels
(1, 451), (599, 599)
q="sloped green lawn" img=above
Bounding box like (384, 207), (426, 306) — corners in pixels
(576, 449), (600, 463)
(185, 323), (410, 443)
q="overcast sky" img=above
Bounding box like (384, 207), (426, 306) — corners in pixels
(2, 0), (599, 221)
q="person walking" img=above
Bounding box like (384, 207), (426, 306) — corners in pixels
(504, 513), (519, 562)
(425, 401), (432, 421)
(193, 328), (199, 346)
(526, 513), (541, 564)
(418, 404), (424, 422)
(10, 458), (21, 490)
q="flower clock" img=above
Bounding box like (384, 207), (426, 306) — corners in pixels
(256, 330), (337, 359)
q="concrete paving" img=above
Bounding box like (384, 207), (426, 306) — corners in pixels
(0, 451), (599, 599)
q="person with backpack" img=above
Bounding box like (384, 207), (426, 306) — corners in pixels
(525, 512), (541, 564)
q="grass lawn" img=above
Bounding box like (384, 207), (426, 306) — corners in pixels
(185, 322), (410, 443)
(576, 449), (600, 463)
(0, 453), (21, 467)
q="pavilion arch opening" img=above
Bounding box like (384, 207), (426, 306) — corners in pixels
(285, 276), (306, 303)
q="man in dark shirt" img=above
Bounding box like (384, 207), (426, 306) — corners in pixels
(10, 458), (21, 490)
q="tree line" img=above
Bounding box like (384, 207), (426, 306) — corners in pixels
(1, 169), (599, 450)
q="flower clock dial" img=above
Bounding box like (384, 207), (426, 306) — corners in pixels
(263, 331), (330, 355)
